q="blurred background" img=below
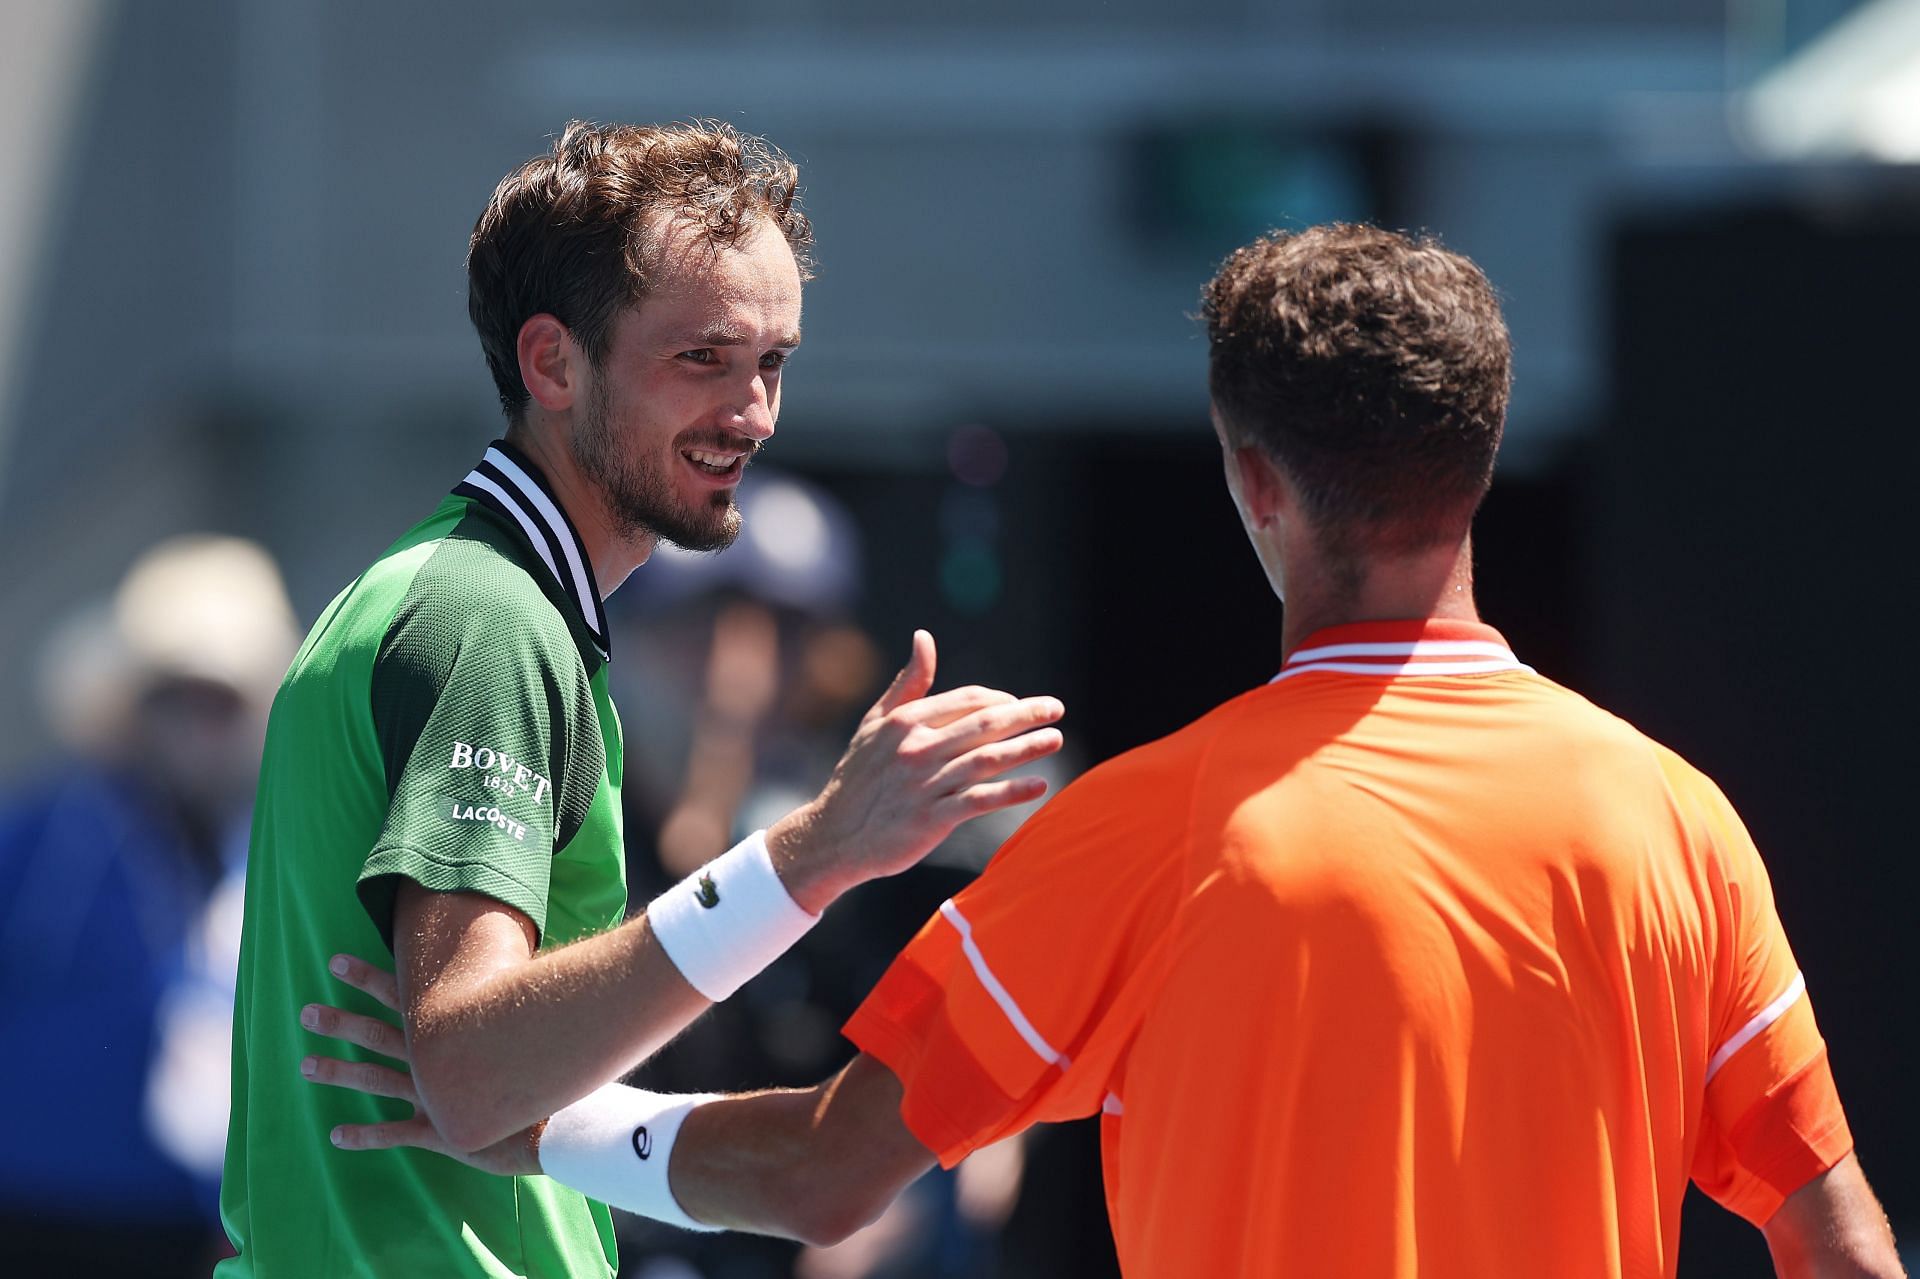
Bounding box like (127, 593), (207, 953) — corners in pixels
(0, 0), (1914, 1274)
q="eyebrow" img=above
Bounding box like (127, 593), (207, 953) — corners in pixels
(672, 323), (802, 348)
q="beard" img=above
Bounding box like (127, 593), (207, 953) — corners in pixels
(572, 380), (747, 553)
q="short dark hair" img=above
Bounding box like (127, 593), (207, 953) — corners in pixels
(1201, 224), (1510, 552)
(468, 119), (813, 419)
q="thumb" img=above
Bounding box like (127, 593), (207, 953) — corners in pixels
(873, 629), (936, 715)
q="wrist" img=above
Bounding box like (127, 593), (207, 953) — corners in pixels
(538, 1085), (722, 1231)
(766, 802), (843, 916)
(647, 830), (821, 1002)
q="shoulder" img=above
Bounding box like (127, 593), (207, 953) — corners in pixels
(1082, 679), (1329, 795)
(380, 518), (581, 677)
(1646, 738), (1754, 853)
(1522, 671), (1743, 819)
(1065, 696), (1237, 798)
(1518, 675), (1759, 859)
(995, 696), (1243, 864)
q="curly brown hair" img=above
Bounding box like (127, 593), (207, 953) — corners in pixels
(468, 119), (814, 420)
(1201, 224), (1510, 553)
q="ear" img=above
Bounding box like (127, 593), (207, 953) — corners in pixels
(1231, 445), (1290, 532)
(516, 314), (581, 413)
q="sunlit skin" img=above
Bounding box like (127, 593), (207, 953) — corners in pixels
(297, 237), (1907, 1276)
(507, 213), (804, 595)
(270, 202), (1069, 1164)
(1211, 405), (1479, 660)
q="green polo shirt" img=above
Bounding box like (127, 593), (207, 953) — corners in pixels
(220, 441), (627, 1277)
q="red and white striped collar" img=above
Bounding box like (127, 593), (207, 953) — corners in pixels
(1271, 619), (1531, 684)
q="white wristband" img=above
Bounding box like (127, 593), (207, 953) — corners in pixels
(538, 1083), (722, 1231)
(646, 829), (819, 1002)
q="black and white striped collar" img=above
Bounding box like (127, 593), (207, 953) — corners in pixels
(453, 439), (611, 660)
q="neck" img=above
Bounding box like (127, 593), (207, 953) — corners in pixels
(1277, 535), (1480, 660)
(505, 420), (657, 596)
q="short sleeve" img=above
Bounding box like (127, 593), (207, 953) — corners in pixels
(356, 582), (598, 950)
(844, 744), (1188, 1167)
(1685, 774), (1854, 1224)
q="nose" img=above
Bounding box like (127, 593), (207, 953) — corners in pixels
(727, 373), (777, 443)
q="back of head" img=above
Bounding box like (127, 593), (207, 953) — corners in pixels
(1201, 224), (1511, 553)
(467, 119), (813, 420)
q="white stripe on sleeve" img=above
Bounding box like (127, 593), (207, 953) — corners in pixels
(1706, 970), (1807, 1083)
(939, 900), (1071, 1070)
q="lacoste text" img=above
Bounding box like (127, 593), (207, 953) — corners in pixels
(448, 802), (529, 842)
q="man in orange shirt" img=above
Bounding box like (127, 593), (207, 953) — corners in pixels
(313, 225), (1901, 1276)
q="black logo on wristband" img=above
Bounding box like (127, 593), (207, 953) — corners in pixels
(632, 1125), (652, 1160)
(695, 872), (720, 909)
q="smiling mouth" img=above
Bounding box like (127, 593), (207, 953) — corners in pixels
(683, 447), (748, 477)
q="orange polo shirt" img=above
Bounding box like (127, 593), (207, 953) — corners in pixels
(845, 620), (1852, 1278)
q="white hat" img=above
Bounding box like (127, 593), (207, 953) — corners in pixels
(38, 535), (299, 753)
(112, 534), (299, 698)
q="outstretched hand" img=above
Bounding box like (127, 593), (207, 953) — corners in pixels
(301, 953), (542, 1177)
(768, 629), (1065, 914)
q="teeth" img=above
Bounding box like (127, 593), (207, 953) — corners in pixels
(685, 449), (737, 471)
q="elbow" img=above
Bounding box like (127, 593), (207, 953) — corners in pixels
(785, 1205), (872, 1251)
(776, 1173), (896, 1249)
(430, 1101), (512, 1156)
(407, 1039), (519, 1153)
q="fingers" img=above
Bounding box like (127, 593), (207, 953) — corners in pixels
(301, 1053), (419, 1103)
(301, 1001), (409, 1063)
(330, 953), (400, 1012)
(871, 630), (936, 716)
(925, 695), (1065, 752)
(329, 1113), (444, 1154)
(891, 683), (1016, 731)
(929, 726), (1064, 793)
(934, 775), (1052, 822)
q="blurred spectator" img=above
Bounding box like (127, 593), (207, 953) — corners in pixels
(608, 475), (1063, 1279)
(0, 535), (297, 1276)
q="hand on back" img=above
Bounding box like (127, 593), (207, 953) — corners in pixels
(301, 954), (541, 1177)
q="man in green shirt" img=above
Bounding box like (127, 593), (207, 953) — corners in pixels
(218, 120), (1065, 1278)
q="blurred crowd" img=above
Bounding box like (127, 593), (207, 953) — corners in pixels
(0, 473), (1085, 1279)
(0, 535), (296, 1274)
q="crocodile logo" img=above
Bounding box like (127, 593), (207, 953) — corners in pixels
(695, 873), (720, 909)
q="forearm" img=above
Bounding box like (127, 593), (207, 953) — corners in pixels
(669, 1055), (936, 1246)
(669, 1089), (887, 1246)
(406, 910), (710, 1150)
(405, 817), (834, 1150)
(529, 1055), (935, 1248)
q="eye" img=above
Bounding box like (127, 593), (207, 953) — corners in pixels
(760, 350), (792, 371)
(678, 349), (716, 365)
